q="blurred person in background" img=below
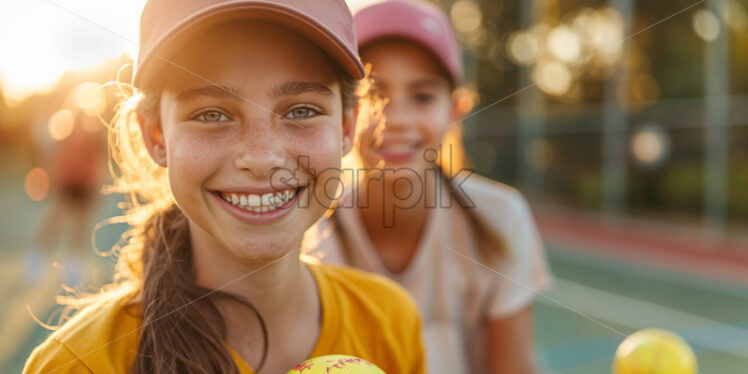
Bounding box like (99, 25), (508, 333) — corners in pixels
(310, 1), (553, 373)
(25, 89), (107, 286)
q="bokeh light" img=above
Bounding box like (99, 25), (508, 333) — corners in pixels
(588, 7), (624, 66)
(450, 0), (483, 34)
(572, 8), (598, 37)
(24, 168), (51, 202)
(548, 26), (581, 63)
(631, 125), (670, 168)
(533, 60), (572, 96)
(48, 109), (75, 141)
(506, 6), (628, 100)
(589, 8), (624, 48)
(507, 31), (540, 66)
(692, 9), (721, 42)
(461, 26), (488, 50)
(72, 82), (106, 117)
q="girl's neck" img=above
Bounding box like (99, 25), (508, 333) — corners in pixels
(190, 226), (321, 370)
(191, 234), (310, 306)
(355, 171), (439, 273)
(357, 178), (426, 228)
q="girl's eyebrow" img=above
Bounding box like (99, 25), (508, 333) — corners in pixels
(173, 81), (335, 103)
(270, 81), (335, 98)
(174, 84), (245, 103)
(409, 79), (448, 90)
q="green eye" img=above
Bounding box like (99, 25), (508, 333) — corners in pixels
(195, 110), (229, 122)
(284, 106), (319, 120)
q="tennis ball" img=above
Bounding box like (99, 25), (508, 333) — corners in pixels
(613, 328), (697, 374)
(286, 354), (385, 374)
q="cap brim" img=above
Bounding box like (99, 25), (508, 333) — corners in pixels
(133, 2), (365, 89)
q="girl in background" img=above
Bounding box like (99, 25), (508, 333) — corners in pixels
(311, 1), (553, 373)
(24, 0), (424, 373)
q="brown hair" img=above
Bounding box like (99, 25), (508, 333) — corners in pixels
(439, 120), (508, 261)
(52, 57), (359, 373)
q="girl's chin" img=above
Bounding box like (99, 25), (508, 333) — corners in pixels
(222, 230), (304, 259)
(377, 150), (419, 164)
(381, 157), (432, 173)
(231, 242), (299, 264)
(360, 146), (440, 170)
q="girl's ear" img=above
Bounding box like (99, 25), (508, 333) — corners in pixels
(138, 114), (167, 167)
(450, 99), (463, 125)
(450, 87), (476, 124)
(341, 104), (359, 156)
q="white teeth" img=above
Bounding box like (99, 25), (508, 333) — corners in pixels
(261, 193), (273, 206)
(248, 194), (261, 208)
(274, 192), (284, 206)
(220, 188), (299, 213)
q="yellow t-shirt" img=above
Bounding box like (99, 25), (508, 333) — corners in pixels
(24, 262), (425, 373)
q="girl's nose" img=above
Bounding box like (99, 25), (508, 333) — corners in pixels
(232, 120), (287, 179)
(383, 94), (413, 131)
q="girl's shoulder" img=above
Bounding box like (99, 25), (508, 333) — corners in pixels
(24, 289), (142, 374)
(460, 173), (528, 207)
(307, 260), (418, 314)
(454, 173), (537, 225)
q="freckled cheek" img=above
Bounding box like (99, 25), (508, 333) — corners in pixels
(287, 128), (342, 175)
(165, 134), (224, 195)
(419, 110), (451, 147)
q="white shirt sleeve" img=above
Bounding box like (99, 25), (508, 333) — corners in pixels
(485, 191), (554, 318)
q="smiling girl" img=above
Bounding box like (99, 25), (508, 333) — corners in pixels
(23, 1), (424, 373)
(311, 1), (553, 373)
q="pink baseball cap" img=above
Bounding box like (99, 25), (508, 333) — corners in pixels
(354, 0), (463, 85)
(133, 0), (365, 89)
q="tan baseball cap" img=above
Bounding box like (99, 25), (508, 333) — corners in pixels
(133, 0), (365, 89)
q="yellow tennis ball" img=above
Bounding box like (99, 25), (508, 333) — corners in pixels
(613, 328), (698, 374)
(286, 355), (385, 374)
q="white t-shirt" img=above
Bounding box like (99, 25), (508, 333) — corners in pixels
(308, 173), (553, 373)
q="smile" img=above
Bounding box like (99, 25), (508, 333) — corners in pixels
(377, 140), (422, 162)
(218, 187), (298, 213)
